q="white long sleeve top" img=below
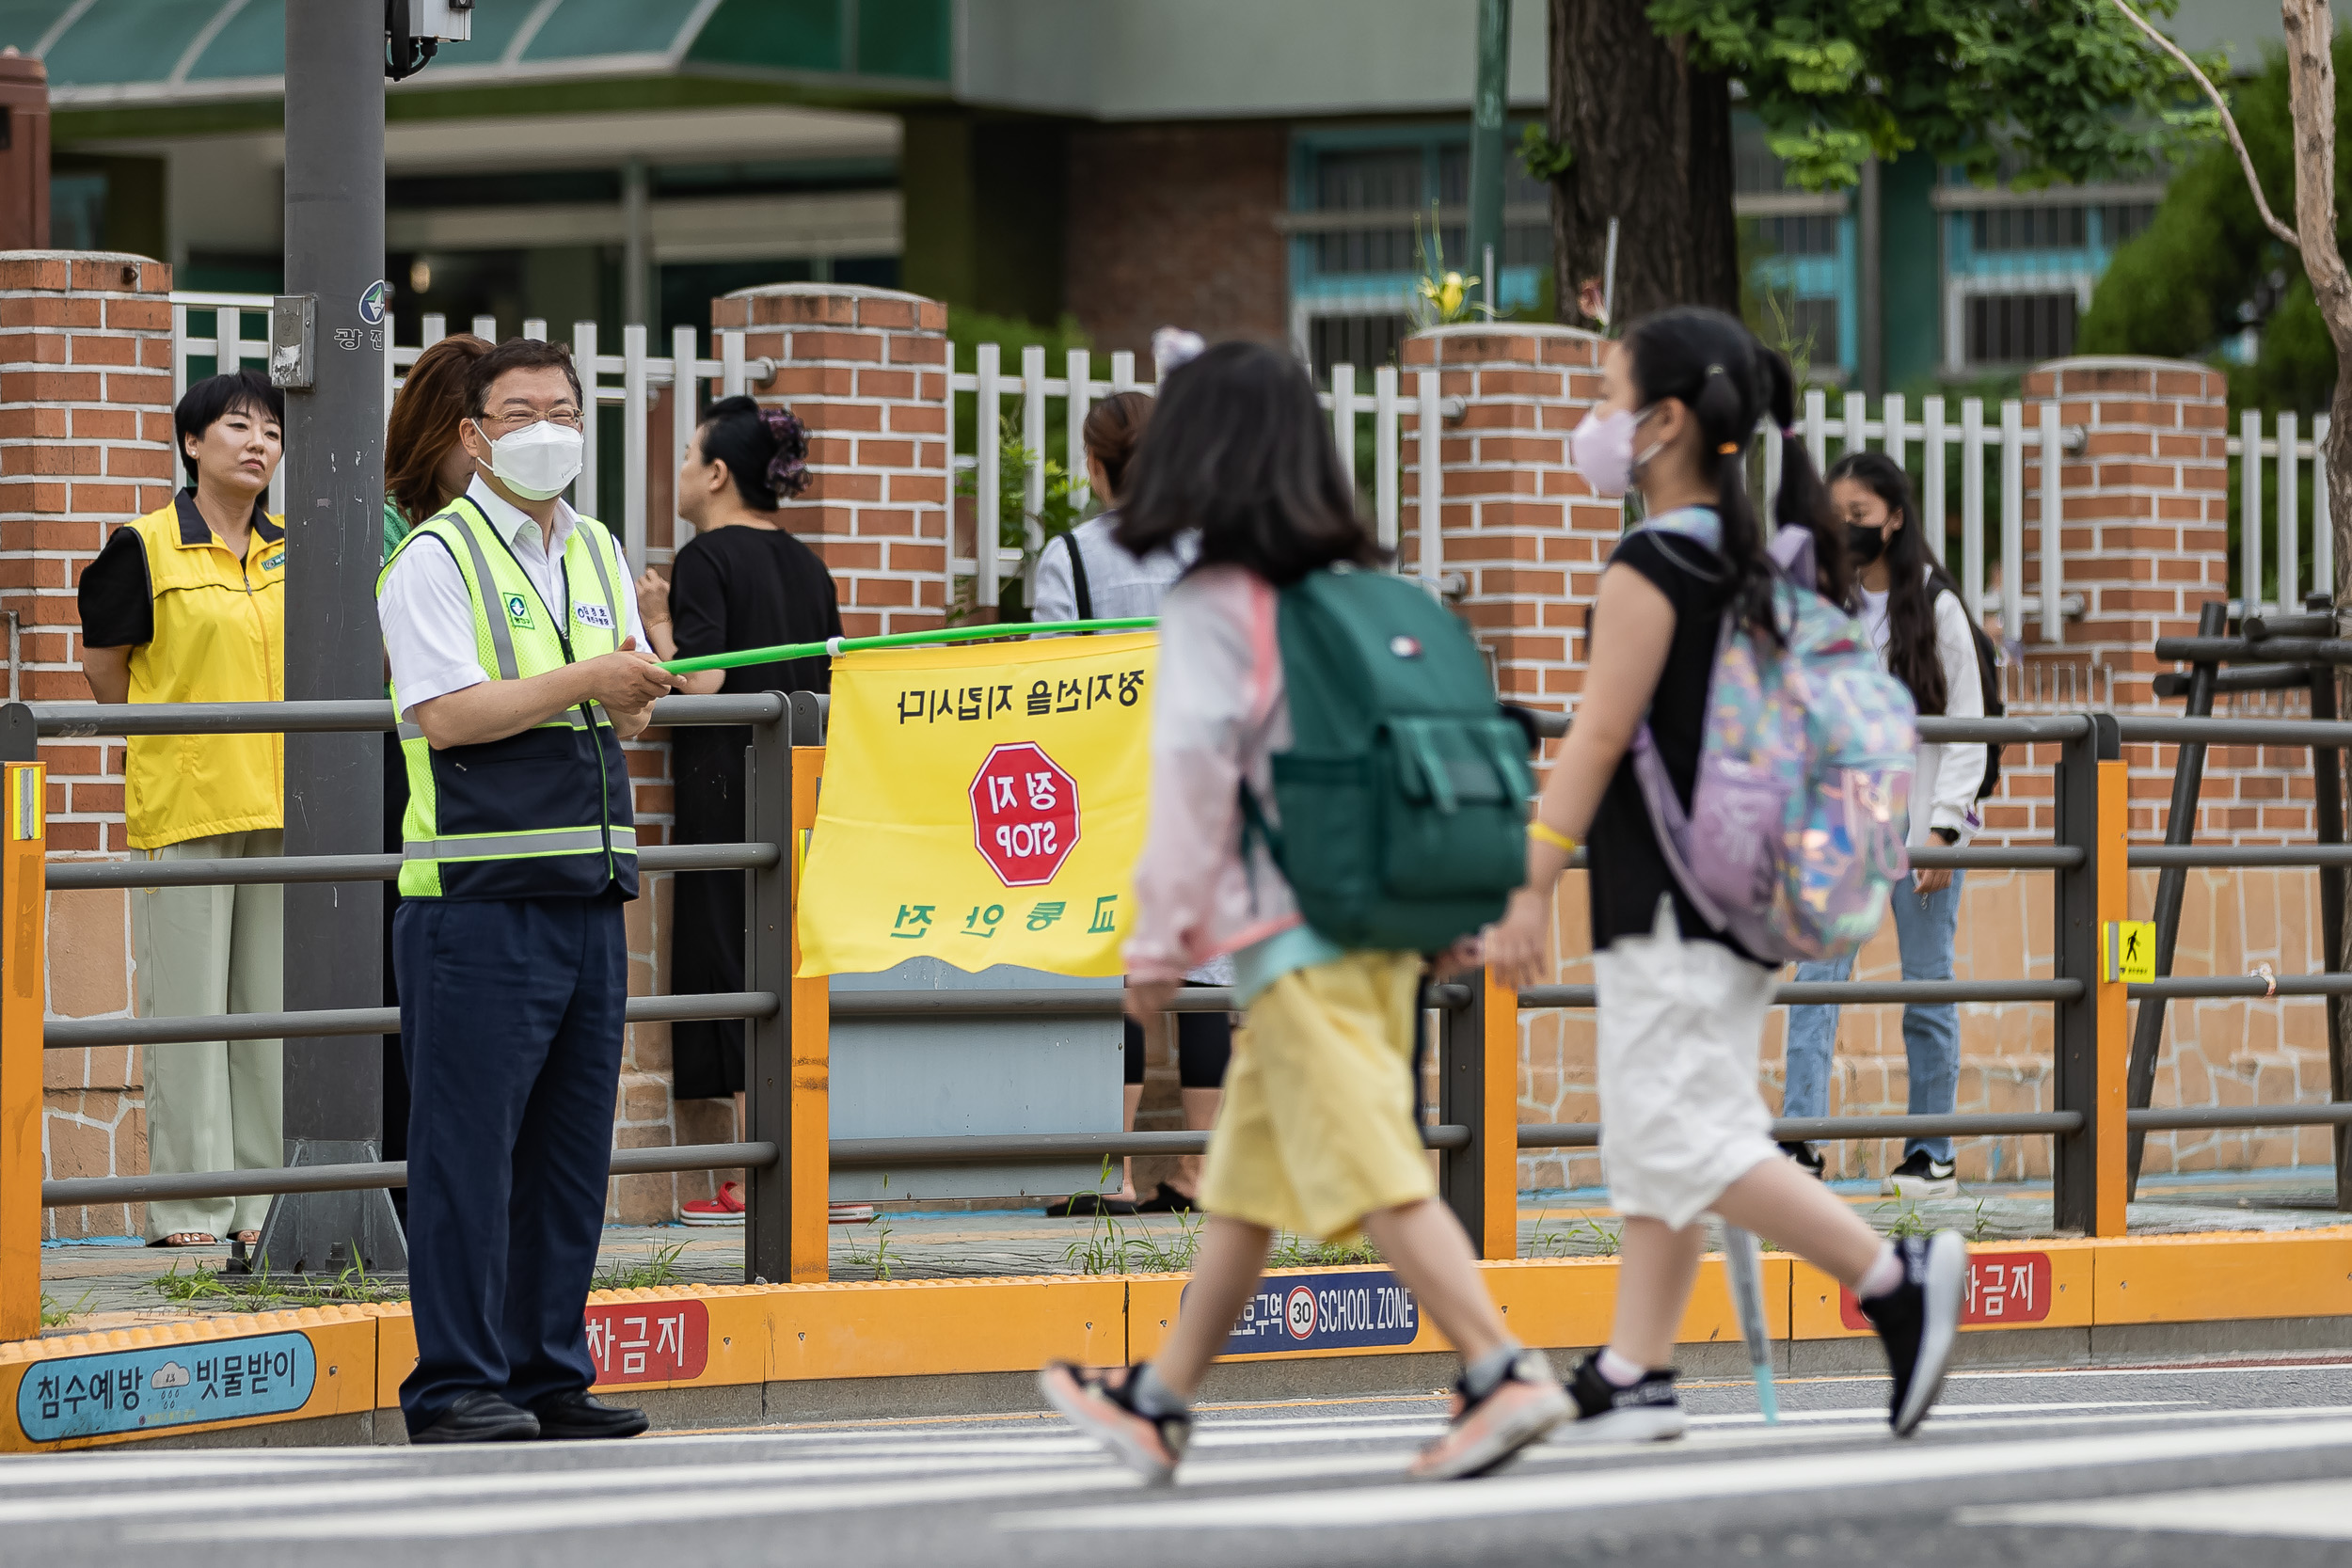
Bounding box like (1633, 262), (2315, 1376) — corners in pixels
(1857, 570), (1988, 847)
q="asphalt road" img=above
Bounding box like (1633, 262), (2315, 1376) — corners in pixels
(10, 1358), (2352, 1566)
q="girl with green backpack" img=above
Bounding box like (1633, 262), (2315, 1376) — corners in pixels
(1041, 341), (1568, 1483)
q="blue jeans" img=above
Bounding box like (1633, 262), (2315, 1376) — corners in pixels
(1783, 870), (1963, 1164)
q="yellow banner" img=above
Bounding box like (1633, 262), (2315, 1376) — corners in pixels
(795, 632), (1155, 977)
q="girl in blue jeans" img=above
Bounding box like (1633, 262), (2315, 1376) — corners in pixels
(1783, 451), (1989, 1197)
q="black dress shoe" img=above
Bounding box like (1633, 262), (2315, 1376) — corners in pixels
(531, 1390), (650, 1440)
(408, 1389), (541, 1444)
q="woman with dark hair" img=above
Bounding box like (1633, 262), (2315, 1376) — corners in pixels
(1042, 341), (1565, 1484)
(634, 396), (839, 1225)
(1034, 388), (1230, 1217)
(1780, 451), (1988, 1197)
(77, 369), (289, 1247)
(1484, 308), (1962, 1442)
(376, 333), (490, 1212)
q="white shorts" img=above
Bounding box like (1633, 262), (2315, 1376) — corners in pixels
(1595, 898), (1782, 1229)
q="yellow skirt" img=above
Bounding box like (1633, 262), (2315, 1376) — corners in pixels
(1199, 950), (1438, 1242)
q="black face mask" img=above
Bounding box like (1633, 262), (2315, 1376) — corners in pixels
(1845, 524), (1886, 567)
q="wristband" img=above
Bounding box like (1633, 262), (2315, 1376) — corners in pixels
(1527, 819), (1579, 855)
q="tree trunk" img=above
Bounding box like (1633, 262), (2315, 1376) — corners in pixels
(1547, 0), (1741, 327)
(2282, 0), (2352, 1206)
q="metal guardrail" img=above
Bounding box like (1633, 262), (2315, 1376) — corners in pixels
(13, 702), (2352, 1284)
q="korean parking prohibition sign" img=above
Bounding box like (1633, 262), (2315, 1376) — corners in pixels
(970, 741), (1080, 887)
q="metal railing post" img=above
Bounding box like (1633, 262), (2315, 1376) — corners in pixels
(2052, 713), (2122, 1235)
(2, 710), (44, 1342)
(787, 692), (831, 1282)
(741, 702), (792, 1285)
(1438, 969), (1517, 1259)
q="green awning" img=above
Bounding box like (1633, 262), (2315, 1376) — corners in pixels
(2, 0), (951, 108)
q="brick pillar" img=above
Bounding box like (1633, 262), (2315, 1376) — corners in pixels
(2024, 357), (2230, 713)
(0, 249), (175, 1240)
(1401, 324), (1613, 711)
(711, 284), (950, 637)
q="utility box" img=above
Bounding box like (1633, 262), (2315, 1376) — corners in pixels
(829, 958), (1120, 1203)
(0, 50), (48, 251)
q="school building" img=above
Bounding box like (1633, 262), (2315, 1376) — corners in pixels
(6, 0), (2311, 388)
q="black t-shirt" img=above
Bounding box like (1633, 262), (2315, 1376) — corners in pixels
(1584, 524), (1760, 961)
(668, 524), (841, 698)
(78, 524), (158, 647)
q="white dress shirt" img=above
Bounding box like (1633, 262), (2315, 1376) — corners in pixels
(377, 475), (645, 720)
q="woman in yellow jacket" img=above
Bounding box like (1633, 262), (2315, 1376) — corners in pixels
(77, 369), (287, 1248)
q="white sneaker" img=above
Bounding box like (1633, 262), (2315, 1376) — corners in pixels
(1882, 1151), (1958, 1198)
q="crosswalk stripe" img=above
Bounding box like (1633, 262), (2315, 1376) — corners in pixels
(1961, 1480), (2352, 1541)
(997, 1415), (2352, 1533)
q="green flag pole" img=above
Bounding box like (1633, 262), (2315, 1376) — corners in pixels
(658, 617), (1157, 675)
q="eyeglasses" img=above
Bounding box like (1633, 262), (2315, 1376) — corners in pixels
(480, 406), (583, 433)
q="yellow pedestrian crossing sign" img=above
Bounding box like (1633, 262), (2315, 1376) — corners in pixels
(2106, 920), (2155, 984)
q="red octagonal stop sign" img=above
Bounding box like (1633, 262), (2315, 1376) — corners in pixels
(970, 741), (1081, 888)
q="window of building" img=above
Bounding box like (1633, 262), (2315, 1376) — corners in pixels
(1966, 293), (2077, 364)
(2099, 202), (2157, 246)
(1756, 214), (1840, 258)
(1969, 206), (2089, 252)
(1288, 127), (1550, 379)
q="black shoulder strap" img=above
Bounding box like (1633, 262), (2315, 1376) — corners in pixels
(1061, 530), (1094, 623)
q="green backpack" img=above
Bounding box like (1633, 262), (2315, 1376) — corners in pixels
(1242, 563), (1535, 952)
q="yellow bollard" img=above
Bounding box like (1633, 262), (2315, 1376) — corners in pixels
(2094, 757), (2130, 1238)
(1, 762), (45, 1342)
(788, 745), (830, 1282)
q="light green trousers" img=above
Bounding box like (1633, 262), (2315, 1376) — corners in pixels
(133, 830), (284, 1242)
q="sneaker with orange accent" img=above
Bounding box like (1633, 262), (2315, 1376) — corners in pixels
(1039, 1361), (1190, 1483)
(1406, 1348), (1570, 1481)
(679, 1181), (745, 1227)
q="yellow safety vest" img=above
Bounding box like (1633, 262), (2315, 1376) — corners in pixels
(119, 492), (285, 850)
(379, 498), (637, 900)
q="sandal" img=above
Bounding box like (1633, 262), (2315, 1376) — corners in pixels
(1044, 1192), (1137, 1218)
(1134, 1183), (1199, 1214)
(150, 1232), (217, 1247)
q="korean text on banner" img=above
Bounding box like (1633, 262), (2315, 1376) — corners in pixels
(796, 631), (1155, 977)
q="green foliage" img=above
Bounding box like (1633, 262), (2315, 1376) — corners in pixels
(40, 1289), (92, 1328)
(145, 1251), (407, 1309)
(946, 308), (1092, 462)
(2080, 36), (2352, 416)
(592, 1241), (691, 1292)
(1516, 124), (1574, 182)
(1265, 1233), (1384, 1269)
(1652, 0), (2217, 193)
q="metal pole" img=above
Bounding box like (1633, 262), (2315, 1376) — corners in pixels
(1437, 971), (1490, 1253)
(264, 0), (400, 1274)
(2050, 713), (2119, 1234)
(2315, 641), (2352, 1211)
(2126, 599), (2224, 1196)
(742, 705), (791, 1285)
(1466, 0), (1510, 314)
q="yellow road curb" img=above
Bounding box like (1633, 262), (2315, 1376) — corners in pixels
(9, 1227), (2351, 1452)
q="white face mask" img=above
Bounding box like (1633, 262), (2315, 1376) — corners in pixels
(474, 419), (583, 502)
(1567, 403), (1661, 499)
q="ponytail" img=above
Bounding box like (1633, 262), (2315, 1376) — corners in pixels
(1758, 347), (1851, 610)
(1622, 306), (1849, 642)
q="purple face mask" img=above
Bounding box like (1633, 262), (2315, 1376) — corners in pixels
(1568, 403), (1660, 498)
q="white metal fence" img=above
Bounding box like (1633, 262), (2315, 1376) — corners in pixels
(170, 293), (772, 578)
(173, 293), (2336, 631)
(2229, 409), (2333, 616)
(946, 344), (1450, 612)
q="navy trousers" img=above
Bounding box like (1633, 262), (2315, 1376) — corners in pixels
(395, 893), (626, 1433)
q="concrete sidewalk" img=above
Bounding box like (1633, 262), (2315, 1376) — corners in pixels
(35, 1167), (2350, 1337)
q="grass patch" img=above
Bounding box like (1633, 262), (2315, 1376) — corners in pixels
(592, 1241), (691, 1292)
(1524, 1212), (1619, 1258)
(146, 1252), (407, 1310)
(840, 1176), (899, 1280)
(40, 1289), (92, 1328)
(1265, 1232), (1382, 1269)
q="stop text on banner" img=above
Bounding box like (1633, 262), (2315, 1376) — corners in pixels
(796, 631), (1156, 977)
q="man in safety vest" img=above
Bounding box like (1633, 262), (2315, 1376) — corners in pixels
(376, 337), (680, 1444)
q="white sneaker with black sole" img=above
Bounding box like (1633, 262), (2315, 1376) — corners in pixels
(1882, 1150), (1958, 1198)
(1555, 1354), (1687, 1443)
(1858, 1230), (1965, 1435)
